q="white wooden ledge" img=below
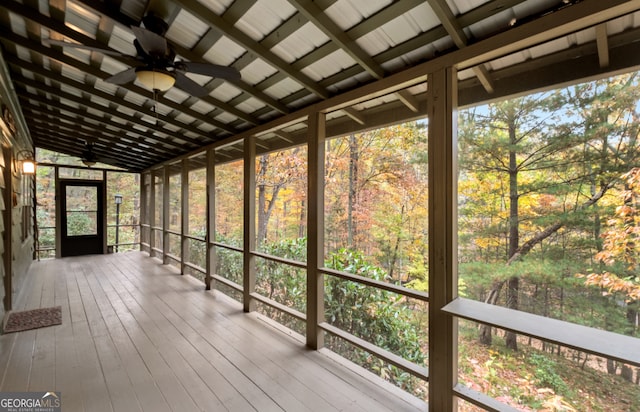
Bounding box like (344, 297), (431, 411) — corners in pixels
(442, 297), (640, 367)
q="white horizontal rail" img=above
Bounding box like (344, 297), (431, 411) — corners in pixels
(442, 298), (640, 367)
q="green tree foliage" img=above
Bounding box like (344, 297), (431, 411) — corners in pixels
(325, 122), (429, 285)
(215, 160), (244, 245)
(580, 168), (640, 338)
(324, 248), (425, 370)
(256, 237), (307, 315)
(458, 73), (640, 348)
(249, 237), (426, 392)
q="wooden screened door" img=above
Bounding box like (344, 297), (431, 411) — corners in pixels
(60, 180), (104, 257)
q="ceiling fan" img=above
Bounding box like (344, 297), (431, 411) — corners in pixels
(79, 142), (103, 167)
(47, 14), (241, 97)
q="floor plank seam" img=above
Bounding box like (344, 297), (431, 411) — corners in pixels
(8, 253), (426, 412)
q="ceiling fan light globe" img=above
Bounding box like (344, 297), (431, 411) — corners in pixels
(136, 69), (175, 91)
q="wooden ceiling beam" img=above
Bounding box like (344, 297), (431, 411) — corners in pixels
(286, 0), (504, 99)
(12, 74), (207, 148)
(0, 0), (250, 133)
(286, 0), (384, 79)
(23, 116), (170, 164)
(457, 0), (527, 28)
(596, 23), (610, 68)
(17, 97), (185, 157)
(29, 126), (153, 170)
(0, 25), (238, 138)
(170, 0), (330, 99)
(396, 90), (420, 113)
(78, 0), (289, 116)
(342, 107), (366, 125)
(28, 124), (161, 169)
(27, 113), (159, 158)
(458, 29), (640, 107)
(427, 0), (495, 93)
(29, 122), (154, 162)
(254, 0), (421, 107)
(453, 0), (640, 70)
(6, 56), (217, 142)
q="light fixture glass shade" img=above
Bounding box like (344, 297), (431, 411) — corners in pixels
(135, 69), (175, 91)
(22, 160), (35, 174)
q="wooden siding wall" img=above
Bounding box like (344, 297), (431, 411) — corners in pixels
(0, 47), (35, 321)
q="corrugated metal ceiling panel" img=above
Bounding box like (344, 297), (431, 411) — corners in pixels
(325, 0), (393, 30)
(202, 36), (245, 66)
(263, 77), (305, 100)
(270, 23), (329, 64)
(236, 0), (297, 41)
(239, 59), (278, 85)
(167, 10), (211, 49)
(301, 49), (356, 82)
(65, 1), (100, 38)
(195, 0), (233, 16)
(1, 0), (637, 171)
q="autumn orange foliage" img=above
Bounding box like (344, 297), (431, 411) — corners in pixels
(583, 168), (640, 302)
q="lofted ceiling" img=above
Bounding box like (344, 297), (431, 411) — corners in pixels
(1, 0), (640, 172)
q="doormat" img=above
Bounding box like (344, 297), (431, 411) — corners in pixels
(3, 306), (62, 333)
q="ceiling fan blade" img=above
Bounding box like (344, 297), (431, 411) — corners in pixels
(180, 62), (241, 81)
(105, 68), (137, 85)
(174, 72), (209, 97)
(45, 39), (126, 57)
(131, 26), (168, 56)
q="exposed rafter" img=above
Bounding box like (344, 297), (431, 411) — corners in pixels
(171, 0), (330, 99)
(427, 0), (495, 93)
(285, 0), (384, 79)
(0, 0), (636, 173)
(596, 23), (610, 68)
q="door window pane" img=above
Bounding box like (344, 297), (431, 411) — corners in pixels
(66, 186), (98, 235)
(66, 212), (98, 235)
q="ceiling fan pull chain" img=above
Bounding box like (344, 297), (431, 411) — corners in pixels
(152, 90), (160, 126)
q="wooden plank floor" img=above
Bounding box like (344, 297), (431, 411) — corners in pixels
(0, 252), (426, 411)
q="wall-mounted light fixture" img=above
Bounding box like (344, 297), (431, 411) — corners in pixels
(16, 149), (35, 174)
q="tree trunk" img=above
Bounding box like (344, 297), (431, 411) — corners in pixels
(474, 130), (613, 348)
(621, 365), (634, 382)
(627, 305), (638, 335)
(479, 279), (506, 345)
(348, 134), (358, 248)
(505, 127), (519, 350)
(505, 276), (519, 349)
(388, 204), (405, 281)
(256, 156), (282, 246)
(257, 156), (268, 246)
(298, 198), (306, 239)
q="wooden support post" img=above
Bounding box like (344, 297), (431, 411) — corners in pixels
(307, 111), (326, 350)
(243, 138), (256, 312)
(140, 173), (147, 250)
(54, 165), (61, 259)
(149, 172), (156, 258)
(102, 170), (108, 254)
(181, 159), (189, 275)
(428, 67), (459, 412)
(162, 166), (170, 265)
(205, 148), (215, 290)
